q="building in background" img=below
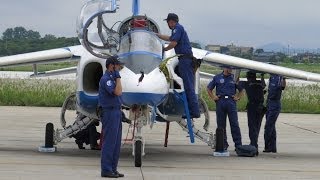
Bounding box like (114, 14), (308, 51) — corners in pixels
(205, 44), (253, 59)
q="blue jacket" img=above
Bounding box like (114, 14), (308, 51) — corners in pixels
(170, 23), (193, 55)
(207, 72), (243, 96)
(98, 71), (121, 108)
(267, 74), (285, 101)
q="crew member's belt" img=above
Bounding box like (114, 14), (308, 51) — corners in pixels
(219, 95), (233, 99)
(102, 106), (121, 110)
(178, 54), (193, 60)
(248, 101), (264, 105)
(268, 99), (281, 102)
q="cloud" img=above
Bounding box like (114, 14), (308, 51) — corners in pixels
(0, 0), (319, 48)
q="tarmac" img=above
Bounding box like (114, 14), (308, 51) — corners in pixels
(0, 106), (320, 180)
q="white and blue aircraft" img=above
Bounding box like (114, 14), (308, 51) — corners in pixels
(1, 0), (320, 167)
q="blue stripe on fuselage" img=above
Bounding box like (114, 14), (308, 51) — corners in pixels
(118, 51), (162, 60)
(77, 91), (98, 113)
(121, 92), (167, 106)
(77, 91), (167, 111)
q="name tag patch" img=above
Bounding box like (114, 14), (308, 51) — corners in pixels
(106, 80), (112, 86)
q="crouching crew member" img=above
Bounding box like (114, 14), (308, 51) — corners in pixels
(264, 73), (286, 153)
(207, 67), (244, 150)
(99, 55), (124, 178)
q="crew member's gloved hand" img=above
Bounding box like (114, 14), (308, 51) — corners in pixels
(114, 70), (121, 79)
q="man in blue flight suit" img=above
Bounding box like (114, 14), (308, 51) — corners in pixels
(264, 73), (286, 153)
(156, 13), (200, 118)
(99, 55), (124, 178)
(238, 71), (266, 155)
(207, 67), (244, 150)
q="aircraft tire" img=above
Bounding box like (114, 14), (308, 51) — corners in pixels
(45, 123), (54, 148)
(134, 140), (142, 167)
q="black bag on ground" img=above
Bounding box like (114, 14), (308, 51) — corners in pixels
(236, 145), (257, 157)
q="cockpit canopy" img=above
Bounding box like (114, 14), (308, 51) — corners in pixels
(76, 0), (163, 74)
(77, 0), (119, 59)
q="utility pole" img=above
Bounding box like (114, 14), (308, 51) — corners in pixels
(5, 39), (7, 50)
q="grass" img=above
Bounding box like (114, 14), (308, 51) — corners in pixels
(279, 62), (320, 74)
(0, 79), (75, 107)
(281, 84), (320, 113)
(0, 62), (77, 72)
(199, 65), (221, 75)
(0, 79), (319, 114)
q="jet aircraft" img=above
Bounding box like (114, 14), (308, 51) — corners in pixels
(0, 0), (320, 167)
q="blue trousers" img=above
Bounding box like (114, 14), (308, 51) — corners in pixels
(178, 57), (200, 117)
(216, 98), (242, 148)
(264, 100), (281, 151)
(101, 108), (122, 173)
(247, 103), (264, 148)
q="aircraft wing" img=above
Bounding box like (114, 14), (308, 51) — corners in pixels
(192, 48), (320, 82)
(0, 45), (83, 67)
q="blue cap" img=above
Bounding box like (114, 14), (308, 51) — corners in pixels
(105, 55), (124, 67)
(221, 65), (233, 69)
(164, 13), (179, 22)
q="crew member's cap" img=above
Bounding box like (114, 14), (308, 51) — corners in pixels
(221, 65), (233, 69)
(246, 71), (256, 78)
(164, 13), (179, 22)
(105, 55), (124, 67)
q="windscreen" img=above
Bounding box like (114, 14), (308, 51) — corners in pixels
(118, 31), (163, 74)
(119, 31), (162, 55)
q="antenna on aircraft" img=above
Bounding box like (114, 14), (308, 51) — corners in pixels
(132, 0), (140, 15)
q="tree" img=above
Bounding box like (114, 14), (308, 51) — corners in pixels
(43, 34), (57, 40)
(12, 26), (28, 39)
(26, 30), (41, 40)
(255, 48), (264, 54)
(0, 26), (80, 56)
(2, 28), (14, 40)
(2, 27), (40, 40)
(190, 42), (202, 49)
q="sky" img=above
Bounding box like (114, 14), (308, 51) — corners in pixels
(1, 0), (320, 49)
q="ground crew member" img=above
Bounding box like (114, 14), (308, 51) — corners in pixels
(264, 73), (286, 153)
(156, 13), (200, 118)
(99, 55), (124, 178)
(207, 67), (244, 150)
(239, 71), (266, 154)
